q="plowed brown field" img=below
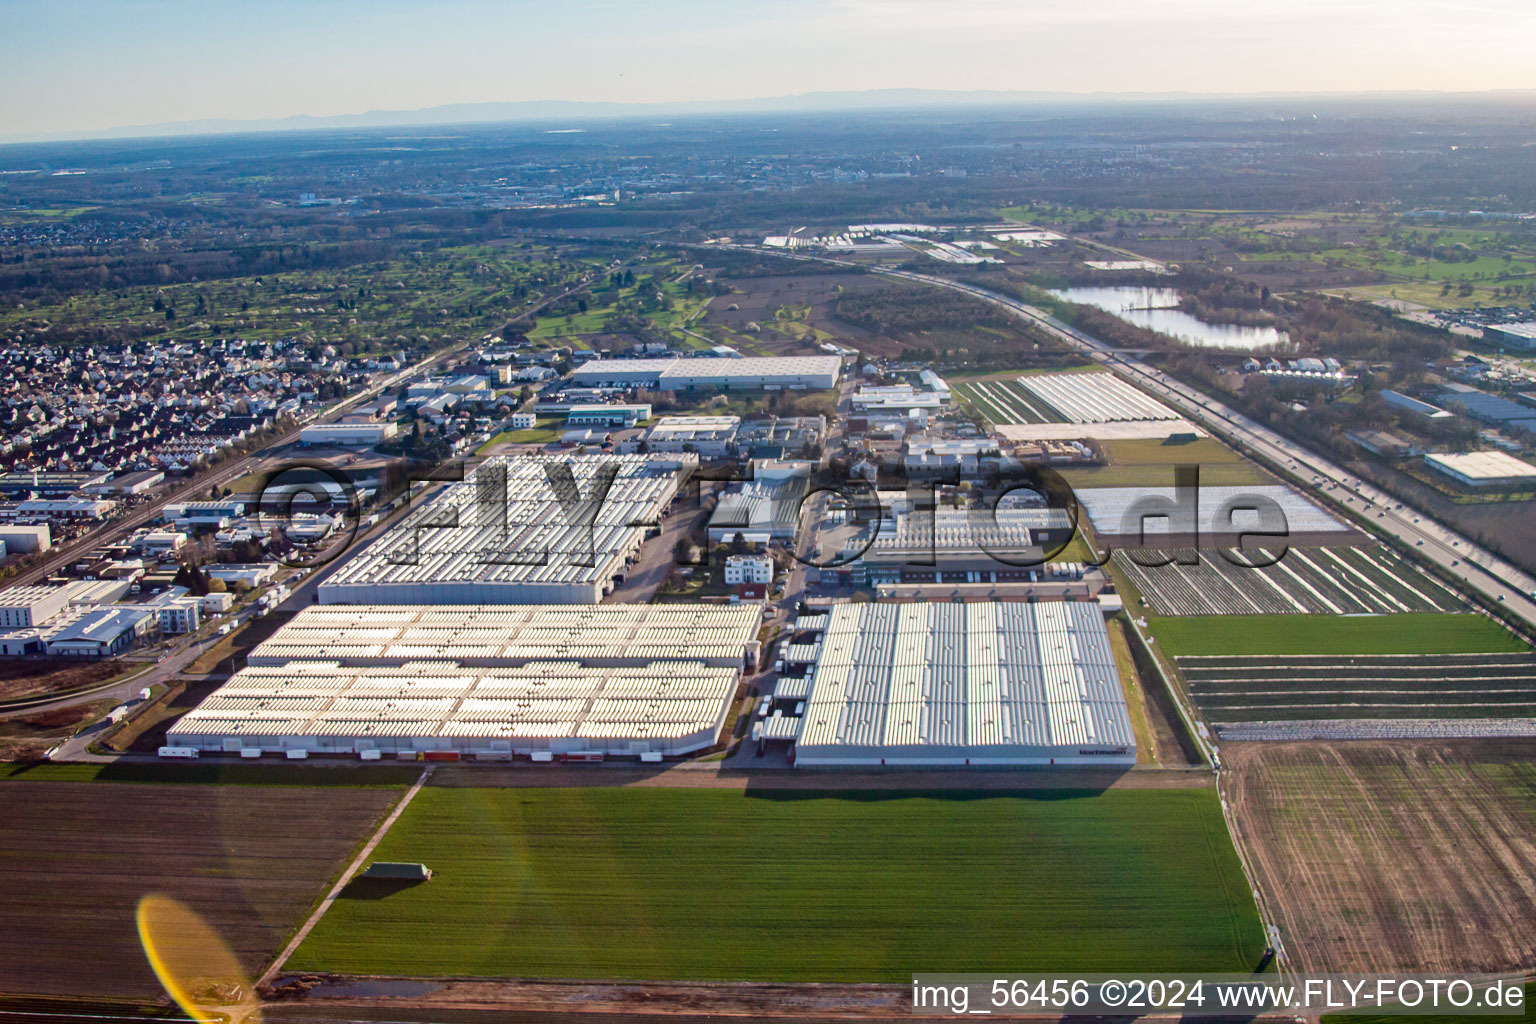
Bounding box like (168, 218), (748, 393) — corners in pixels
(1223, 740), (1536, 973)
(0, 780), (395, 997)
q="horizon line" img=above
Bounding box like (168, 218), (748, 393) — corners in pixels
(5, 85), (1536, 149)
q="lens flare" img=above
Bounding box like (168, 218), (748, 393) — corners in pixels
(136, 894), (261, 1024)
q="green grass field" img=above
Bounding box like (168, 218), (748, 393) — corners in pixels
(1150, 612), (1526, 658)
(477, 422), (563, 451)
(1061, 438), (1269, 489)
(290, 786), (1265, 982)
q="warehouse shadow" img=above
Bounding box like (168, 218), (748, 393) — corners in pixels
(733, 767), (1136, 802)
(336, 877), (429, 901)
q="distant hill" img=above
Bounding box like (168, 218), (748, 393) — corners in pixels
(13, 88), (1534, 145)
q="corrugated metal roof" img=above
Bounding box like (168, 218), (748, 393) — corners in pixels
(797, 601), (1134, 759)
(316, 455), (684, 599)
(169, 608), (750, 750)
(249, 603), (758, 668)
(761, 715), (803, 741)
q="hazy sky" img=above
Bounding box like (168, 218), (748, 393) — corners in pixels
(4, 0), (1536, 137)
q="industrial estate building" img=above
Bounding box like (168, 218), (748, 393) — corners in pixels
(0, 585), (73, 628)
(0, 524), (51, 553)
(1434, 382), (1536, 433)
(850, 507), (1077, 585)
(1381, 389), (1454, 422)
(789, 602), (1135, 766)
(706, 461), (810, 545)
(299, 422), (399, 446)
(0, 470), (112, 497)
(642, 415), (741, 457)
(318, 454), (688, 605)
(572, 356), (842, 391)
(1424, 450), (1536, 489)
(0, 579), (160, 657)
(565, 404), (652, 428)
(1484, 322), (1536, 351)
(167, 603), (761, 757)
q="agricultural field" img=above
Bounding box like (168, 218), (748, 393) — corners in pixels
(1114, 545), (1464, 616)
(1060, 438), (1269, 488)
(0, 779), (397, 997)
(1149, 612), (1525, 658)
(1052, 207), (1536, 310)
(1224, 741), (1536, 973)
(1182, 652), (1536, 724)
(1078, 483), (1349, 540)
(291, 786), (1266, 982)
(951, 377), (1063, 425)
(1016, 371), (1183, 424)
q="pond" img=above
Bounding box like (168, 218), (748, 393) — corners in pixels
(1051, 286), (1291, 351)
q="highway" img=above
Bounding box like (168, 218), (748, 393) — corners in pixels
(874, 266), (1536, 635)
(689, 241), (1536, 635)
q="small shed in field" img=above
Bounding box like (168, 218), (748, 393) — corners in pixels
(361, 861), (433, 881)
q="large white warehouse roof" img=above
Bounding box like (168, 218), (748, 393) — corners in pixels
(318, 454), (686, 605)
(572, 356), (842, 390)
(250, 603), (761, 667)
(1425, 450), (1536, 485)
(792, 602), (1135, 766)
(167, 603), (760, 758)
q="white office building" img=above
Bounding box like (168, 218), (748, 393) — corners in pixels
(724, 554), (774, 585)
(156, 595), (203, 634)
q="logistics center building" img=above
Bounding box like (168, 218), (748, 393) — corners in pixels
(790, 602), (1135, 766)
(166, 603), (761, 758)
(317, 454), (687, 605)
(571, 356), (842, 391)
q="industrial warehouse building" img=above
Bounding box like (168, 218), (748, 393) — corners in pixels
(565, 404), (652, 428)
(572, 355), (842, 391)
(0, 470), (111, 497)
(299, 422), (400, 446)
(318, 454), (688, 604)
(1484, 322), (1536, 351)
(790, 602), (1135, 766)
(850, 507), (1077, 585)
(1424, 450), (1536, 489)
(0, 523), (51, 553)
(166, 603), (761, 757)
(642, 415), (741, 457)
(706, 460), (810, 545)
(0, 585), (72, 628)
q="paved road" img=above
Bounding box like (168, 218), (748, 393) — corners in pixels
(604, 490), (707, 604)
